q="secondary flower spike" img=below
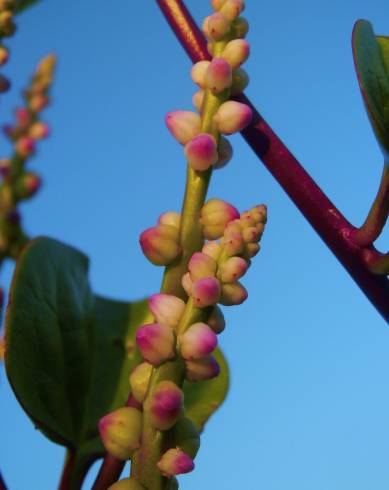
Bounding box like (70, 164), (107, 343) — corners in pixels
(157, 448), (194, 477)
(147, 380), (183, 431)
(136, 323), (175, 366)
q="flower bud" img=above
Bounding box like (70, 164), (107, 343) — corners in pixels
(0, 45), (9, 65)
(230, 68), (249, 95)
(207, 305), (226, 334)
(129, 362), (153, 403)
(188, 252), (217, 281)
(185, 355), (220, 381)
(184, 133), (218, 171)
(136, 323), (175, 366)
(179, 322), (217, 360)
(165, 111), (201, 145)
(246, 242), (260, 258)
(0, 158), (11, 178)
(192, 90), (205, 112)
(98, 407), (142, 460)
(221, 231), (245, 256)
(204, 58), (232, 95)
(0, 74), (10, 92)
(211, 0), (227, 10)
(158, 211), (180, 229)
(190, 60), (210, 88)
(202, 240), (222, 261)
(139, 225), (181, 266)
(15, 136), (35, 158)
(16, 172), (41, 199)
(182, 272), (193, 296)
(220, 0), (245, 21)
(191, 277), (221, 308)
(213, 136), (233, 169)
(148, 293), (186, 330)
(29, 94), (49, 112)
(232, 16), (249, 38)
(220, 281), (248, 305)
(171, 417), (200, 459)
(218, 256), (248, 283)
(29, 121), (50, 140)
(214, 100), (252, 134)
(203, 12), (230, 41)
(108, 479), (146, 490)
(157, 449), (194, 477)
(242, 226), (261, 243)
(148, 380), (183, 430)
(200, 198), (240, 240)
(0, 11), (16, 37)
(240, 211), (255, 227)
(15, 108), (30, 128)
(250, 204), (267, 224)
(221, 39), (250, 69)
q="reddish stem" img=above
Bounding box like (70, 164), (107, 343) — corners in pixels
(156, 0), (389, 322)
(0, 471), (7, 490)
(58, 451), (75, 490)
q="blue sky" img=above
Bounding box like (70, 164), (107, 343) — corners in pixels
(1, 1), (389, 489)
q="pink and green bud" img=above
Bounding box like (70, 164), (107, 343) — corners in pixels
(246, 242), (260, 258)
(29, 121), (50, 140)
(191, 277), (221, 308)
(182, 272), (193, 296)
(220, 281), (248, 306)
(202, 240), (222, 261)
(136, 323), (175, 366)
(139, 224), (180, 266)
(158, 210), (181, 229)
(148, 293), (186, 330)
(29, 94), (49, 112)
(157, 448), (194, 477)
(220, 0), (245, 21)
(165, 111), (201, 145)
(250, 204), (267, 224)
(207, 305), (226, 334)
(218, 256), (248, 283)
(221, 231), (245, 256)
(192, 90), (205, 112)
(16, 173), (42, 199)
(98, 407), (142, 461)
(171, 417), (200, 459)
(200, 198), (240, 240)
(188, 252), (217, 281)
(211, 0), (228, 11)
(221, 39), (250, 69)
(15, 108), (30, 128)
(213, 136), (233, 169)
(148, 380), (183, 431)
(15, 136), (35, 158)
(203, 12), (230, 41)
(185, 355), (220, 381)
(231, 68), (249, 95)
(232, 16), (249, 38)
(191, 60), (210, 89)
(129, 362), (153, 403)
(184, 133), (218, 171)
(179, 322), (217, 360)
(214, 100), (253, 134)
(242, 226), (261, 243)
(0, 46), (9, 65)
(204, 58), (232, 95)
(108, 479), (146, 490)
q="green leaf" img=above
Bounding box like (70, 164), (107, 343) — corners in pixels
(184, 347), (229, 432)
(4, 237), (151, 487)
(352, 20), (389, 163)
(15, 0), (41, 14)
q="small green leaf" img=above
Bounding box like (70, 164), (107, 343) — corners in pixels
(15, 0), (41, 14)
(184, 347), (229, 432)
(352, 20), (389, 163)
(4, 237), (150, 488)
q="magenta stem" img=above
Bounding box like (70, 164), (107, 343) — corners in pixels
(156, 0), (389, 322)
(0, 470), (7, 490)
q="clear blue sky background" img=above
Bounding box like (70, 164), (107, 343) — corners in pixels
(1, 1), (389, 489)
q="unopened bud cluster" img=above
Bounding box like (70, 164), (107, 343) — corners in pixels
(165, 0), (252, 173)
(0, 0), (16, 94)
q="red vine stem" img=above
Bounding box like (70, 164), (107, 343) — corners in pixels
(0, 470), (7, 490)
(156, 0), (389, 322)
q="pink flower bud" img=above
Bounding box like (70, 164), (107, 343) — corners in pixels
(203, 12), (230, 41)
(213, 136), (233, 169)
(179, 322), (217, 360)
(15, 136), (35, 158)
(220, 281), (248, 306)
(136, 323), (175, 366)
(147, 381), (183, 430)
(214, 100), (252, 134)
(107, 479), (146, 490)
(204, 58), (232, 95)
(148, 293), (186, 330)
(0, 46), (9, 65)
(158, 211), (181, 229)
(220, 0), (245, 21)
(218, 256), (248, 283)
(221, 231), (245, 256)
(231, 68), (249, 95)
(250, 204), (267, 224)
(185, 355), (220, 381)
(232, 16), (249, 38)
(188, 252), (217, 281)
(139, 224), (181, 266)
(165, 111), (201, 145)
(242, 226), (261, 243)
(29, 94), (49, 112)
(207, 305), (226, 334)
(129, 362), (153, 403)
(182, 272), (193, 295)
(98, 407), (142, 460)
(184, 133), (218, 171)
(211, 0), (227, 10)
(190, 61), (210, 88)
(246, 242), (260, 258)
(15, 108), (31, 128)
(158, 448), (194, 477)
(200, 198), (240, 240)
(191, 277), (221, 308)
(29, 121), (50, 140)
(192, 90), (205, 112)
(202, 240), (222, 261)
(221, 39), (250, 69)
